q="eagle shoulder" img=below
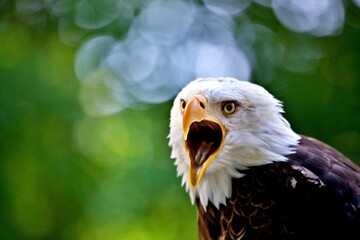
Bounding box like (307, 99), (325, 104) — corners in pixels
(196, 135), (360, 240)
(288, 135), (360, 214)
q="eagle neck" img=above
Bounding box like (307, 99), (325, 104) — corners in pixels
(186, 118), (300, 210)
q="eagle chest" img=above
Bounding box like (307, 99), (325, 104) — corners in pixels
(196, 163), (331, 240)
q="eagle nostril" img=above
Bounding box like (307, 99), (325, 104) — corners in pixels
(193, 95), (207, 110)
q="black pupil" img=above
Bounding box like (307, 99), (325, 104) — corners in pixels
(181, 100), (186, 109)
(226, 103), (233, 112)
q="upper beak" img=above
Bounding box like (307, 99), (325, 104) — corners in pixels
(183, 95), (225, 189)
(183, 95), (208, 140)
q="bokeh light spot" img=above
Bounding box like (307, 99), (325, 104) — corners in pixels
(204, 0), (252, 15)
(75, 0), (120, 29)
(272, 0), (344, 36)
(75, 35), (115, 80)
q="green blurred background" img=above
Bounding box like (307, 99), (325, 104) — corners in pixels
(0, 0), (360, 239)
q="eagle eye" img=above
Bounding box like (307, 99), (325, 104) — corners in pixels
(180, 99), (186, 112)
(222, 101), (238, 115)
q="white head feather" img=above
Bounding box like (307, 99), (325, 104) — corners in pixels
(168, 77), (300, 210)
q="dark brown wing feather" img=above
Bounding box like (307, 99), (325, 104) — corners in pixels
(197, 135), (360, 240)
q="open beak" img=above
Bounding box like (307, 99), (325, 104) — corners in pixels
(183, 95), (226, 189)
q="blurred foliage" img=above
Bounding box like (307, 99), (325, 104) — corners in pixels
(0, 0), (360, 239)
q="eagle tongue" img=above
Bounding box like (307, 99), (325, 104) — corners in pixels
(194, 140), (214, 166)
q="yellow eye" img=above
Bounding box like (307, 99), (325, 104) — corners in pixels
(180, 99), (186, 112)
(222, 101), (237, 115)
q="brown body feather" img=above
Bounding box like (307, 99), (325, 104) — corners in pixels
(197, 136), (360, 240)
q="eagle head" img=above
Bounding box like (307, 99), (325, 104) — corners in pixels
(169, 77), (300, 209)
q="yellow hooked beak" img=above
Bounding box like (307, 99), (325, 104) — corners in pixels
(183, 95), (226, 189)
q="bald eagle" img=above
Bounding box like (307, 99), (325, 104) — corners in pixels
(169, 77), (360, 240)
